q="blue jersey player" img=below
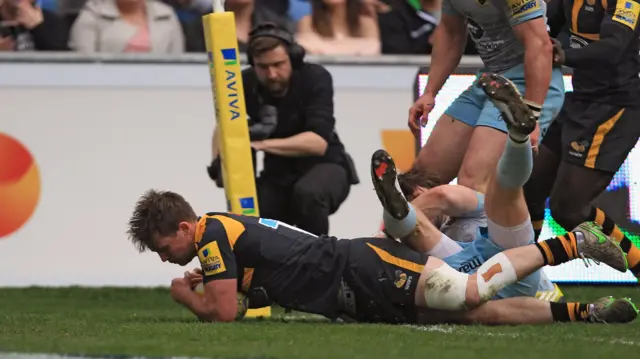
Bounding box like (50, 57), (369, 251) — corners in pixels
(404, 0), (566, 196)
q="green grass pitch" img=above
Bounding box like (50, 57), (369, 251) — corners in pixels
(1, 286), (640, 359)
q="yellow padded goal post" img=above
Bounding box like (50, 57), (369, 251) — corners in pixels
(202, 0), (271, 318)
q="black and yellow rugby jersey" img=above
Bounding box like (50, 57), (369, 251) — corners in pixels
(194, 212), (349, 319)
(560, 0), (640, 105)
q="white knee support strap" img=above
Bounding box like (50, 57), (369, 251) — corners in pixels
(423, 264), (469, 311)
(475, 253), (517, 302)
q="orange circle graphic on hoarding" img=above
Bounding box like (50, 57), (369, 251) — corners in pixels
(0, 133), (41, 238)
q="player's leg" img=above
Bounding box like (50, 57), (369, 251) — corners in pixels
(475, 72), (538, 248)
(456, 126), (507, 194)
(546, 103), (640, 277)
(417, 296), (638, 325)
(415, 222), (628, 311)
(399, 86), (482, 193)
(371, 149), (464, 258)
(523, 123), (563, 241)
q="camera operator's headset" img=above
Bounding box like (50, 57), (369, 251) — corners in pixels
(247, 23), (306, 70)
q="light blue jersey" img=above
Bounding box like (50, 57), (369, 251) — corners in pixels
(443, 0), (547, 73)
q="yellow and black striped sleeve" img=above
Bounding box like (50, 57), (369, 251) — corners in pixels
(194, 214), (247, 283)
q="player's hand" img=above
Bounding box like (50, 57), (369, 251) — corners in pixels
(551, 38), (565, 67)
(408, 93), (436, 138)
(184, 268), (203, 289)
(170, 277), (191, 303)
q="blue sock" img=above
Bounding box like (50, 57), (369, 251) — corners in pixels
(383, 206), (417, 238)
(496, 137), (533, 188)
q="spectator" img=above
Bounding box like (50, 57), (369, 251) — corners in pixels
(378, 0), (441, 54)
(296, 0), (380, 55)
(0, 0), (68, 51)
(208, 23), (358, 236)
(179, 0), (295, 52)
(68, 0), (184, 53)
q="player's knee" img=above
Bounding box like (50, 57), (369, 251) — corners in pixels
(472, 253), (518, 306)
(423, 264), (469, 311)
(458, 164), (491, 193)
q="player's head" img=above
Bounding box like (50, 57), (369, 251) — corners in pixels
(397, 166), (441, 201)
(247, 23), (302, 96)
(127, 189), (198, 266)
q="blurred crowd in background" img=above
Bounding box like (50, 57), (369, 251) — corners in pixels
(0, 0), (490, 55)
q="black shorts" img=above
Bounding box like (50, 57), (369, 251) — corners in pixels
(542, 96), (640, 173)
(341, 237), (428, 324)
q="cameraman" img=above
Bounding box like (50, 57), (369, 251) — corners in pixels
(209, 22), (356, 236)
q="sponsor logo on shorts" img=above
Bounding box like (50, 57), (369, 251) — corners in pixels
(569, 140), (589, 158)
(394, 271), (407, 288)
(458, 255), (483, 273)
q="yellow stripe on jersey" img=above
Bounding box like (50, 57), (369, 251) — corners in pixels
(367, 243), (424, 273)
(194, 214), (217, 248)
(242, 268), (254, 292)
(212, 214), (246, 249)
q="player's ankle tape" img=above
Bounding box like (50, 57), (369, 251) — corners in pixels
(382, 206), (417, 238)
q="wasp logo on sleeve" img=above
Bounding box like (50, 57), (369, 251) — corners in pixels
(507, 0), (540, 17)
(613, 1), (640, 30)
(198, 241), (226, 276)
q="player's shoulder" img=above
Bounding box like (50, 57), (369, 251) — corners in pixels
(194, 212), (247, 247)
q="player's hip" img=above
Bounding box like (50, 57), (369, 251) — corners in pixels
(339, 238), (428, 323)
(544, 97), (640, 172)
(445, 65), (564, 133)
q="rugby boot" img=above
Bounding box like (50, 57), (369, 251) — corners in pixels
(587, 296), (638, 324)
(371, 149), (410, 220)
(573, 221), (628, 273)
(476, 72), (537, 137)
